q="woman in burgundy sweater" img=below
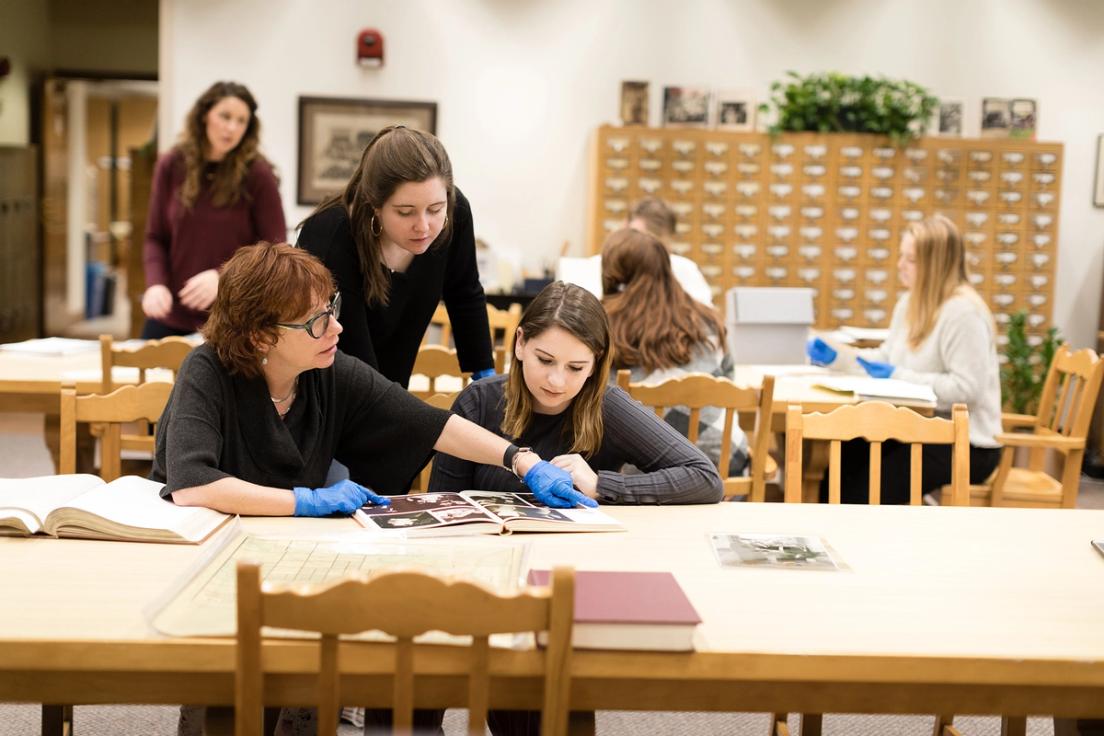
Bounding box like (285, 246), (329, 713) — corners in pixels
(141, 80), (286, 338)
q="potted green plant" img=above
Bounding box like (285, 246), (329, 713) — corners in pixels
(1001, 310), (1062, 415)
(758, 71), (939, 145)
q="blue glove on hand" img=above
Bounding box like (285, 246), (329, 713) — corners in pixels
(806, 337), (838, 366)
(471, 368), (497, 381)
(292, 479), (390, 517)
(856, 356), (895, 379)
(523, 460), (599, 509)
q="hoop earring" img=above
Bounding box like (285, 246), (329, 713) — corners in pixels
(370, 215), (382, 237)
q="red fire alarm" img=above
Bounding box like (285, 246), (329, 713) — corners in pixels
(357, 29), (384, 67)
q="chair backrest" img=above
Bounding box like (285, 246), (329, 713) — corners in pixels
(486, 303), (522, 374)
(784, 401), (970, 506)
(234, 562), (575, 736)
(411, 345), (470, 399)
(59, 381), (174, 480)
(421, 303), (453, 348)
(412, 392), (459, 492)
(1029, 344), (1104, 463)
(100, 334), (193, 393)
(616, 369), (775, 502)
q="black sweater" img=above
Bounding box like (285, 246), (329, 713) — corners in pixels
(297, 189), (493, 387)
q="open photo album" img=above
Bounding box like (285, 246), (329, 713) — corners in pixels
(354, 491), (623, 537)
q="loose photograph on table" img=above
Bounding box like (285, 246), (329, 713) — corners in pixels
(709, 532), (843, 570)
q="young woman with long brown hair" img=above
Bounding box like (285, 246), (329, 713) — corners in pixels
(430, 280), (722, 505)
(806, 214), (1002, 503)
(141, 81), (286, 338)
(602, 227), (749, 472)
(297, 125), (494, 387)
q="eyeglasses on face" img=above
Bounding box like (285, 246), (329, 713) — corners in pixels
(276, 293), (341, 339)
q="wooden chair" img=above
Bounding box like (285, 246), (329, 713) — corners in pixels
(616, 370), (776, 501)
(486, 302), (522, 373)
(780, 400), (969, 736)
(421, 303), (453, 347)
(99, 334), (192, 455)
(59, 381), (174, 480)
(979, 345), (1104, 508)
(410, 345), (470, 399)
(412, 392), (459, 492)
(235, 562), (575, 736)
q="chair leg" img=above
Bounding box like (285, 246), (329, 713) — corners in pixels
(1001, 715), (1028, 736)
(935, 714), (963, 736)
(769, 712), (790, 736)
(801, 712), (823, 736)
(41, 704), (71, 736)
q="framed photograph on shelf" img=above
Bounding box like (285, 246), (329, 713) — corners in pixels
(620, 81), (649, 126)
(980, 97), (1011, 138)
(933, 99), (964, 137)
(662, 86), (711, 128)
(1010, 98), (1037, 140)
(1094, 135), (1104, 208)
(714, 91), (755, 131)
(297, 96), (437, 205)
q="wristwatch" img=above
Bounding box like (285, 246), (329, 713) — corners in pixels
(503, 443), (534, 479)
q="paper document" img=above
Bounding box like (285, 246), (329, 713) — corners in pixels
(0, 337), (99, 356)
(814, 376), (936, 404)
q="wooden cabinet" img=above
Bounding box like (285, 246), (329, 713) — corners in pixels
(0, 146), (41, 342)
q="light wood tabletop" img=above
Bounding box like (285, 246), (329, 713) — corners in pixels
(2, 503), (1103, 722)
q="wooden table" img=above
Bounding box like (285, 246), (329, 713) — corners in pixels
(2, 504), (1103, 732)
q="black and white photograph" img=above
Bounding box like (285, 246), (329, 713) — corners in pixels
(483, 504), (571, 522)
(357, 492), (470, 516)
(935, 99), (964, 136)
(619, 80), (649, 126)
(371, 511), (441, 529)
(1010, 98), (1037, 139)
(464, 491), (536, 507)
(715, 92), (754, 131)
(709, 532), (842, 570)
(297, 96), (437, 205)
(980, 97), (1011, 138)
(431, 506), (494, 523)
(662, 86), (711, 127)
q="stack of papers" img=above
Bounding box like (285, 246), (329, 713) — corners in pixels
(813, 376), (937, 404)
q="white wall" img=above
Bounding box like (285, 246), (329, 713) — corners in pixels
(160, 0), (1104, 349)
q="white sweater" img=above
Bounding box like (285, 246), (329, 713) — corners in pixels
(835, 292), (1002, 448)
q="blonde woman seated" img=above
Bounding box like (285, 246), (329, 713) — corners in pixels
(429, 280), (722, 505)
(601, 227), (749, 475)
(806, 214), (1002, 503)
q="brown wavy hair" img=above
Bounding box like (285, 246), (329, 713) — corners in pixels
(903, 214), (992, 348)
(311, 125), (455, 307)
(203, 242), (335, 378)
(176, 81), (267, 209)
(502, 282), (611, 458)
(602, 228), (725, 372)
(628, 196), (677, 241)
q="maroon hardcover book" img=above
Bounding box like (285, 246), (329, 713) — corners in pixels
(527, 569), (701, 651)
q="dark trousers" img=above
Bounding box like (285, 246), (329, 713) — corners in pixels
(820, 440), (1001, 505)
(140, 318), (194, 340)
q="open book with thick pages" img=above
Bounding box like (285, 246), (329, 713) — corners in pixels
(813, 375), (937, 405)
(0, 474), (232, 544)
(528, 569), (701, 651)
(354, 490), (623, 537)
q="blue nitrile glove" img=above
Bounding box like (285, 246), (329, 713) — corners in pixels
(806, 337), (838, 366)
(856, 356), (895, 379)
(522, 461), (599, 509)
(292, 479), (391, 517)
(471, 368), (497, 381)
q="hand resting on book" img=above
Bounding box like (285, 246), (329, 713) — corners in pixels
(293, 480), (391, 517)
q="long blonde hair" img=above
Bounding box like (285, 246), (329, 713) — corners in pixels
(502, 282), (612, 458)
(904, 214), (991, 348)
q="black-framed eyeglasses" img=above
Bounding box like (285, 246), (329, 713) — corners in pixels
(276, 293), (341, 339)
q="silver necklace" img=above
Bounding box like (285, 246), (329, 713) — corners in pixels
(270, 378), (298, 404)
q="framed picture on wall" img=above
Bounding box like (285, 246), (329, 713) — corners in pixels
(296, 96), (437, 205)
(620, 81), (649, 126)
(714, 91), (755, 131)
(662, 86), (711, 128)
(1094, 135), (1104, 208)
(933, 99), (964, 137)
(980, 97), (1011, 138)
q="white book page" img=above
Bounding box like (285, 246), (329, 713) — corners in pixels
(0, 474), (103, 530)
(814, 376), (936, 403)
(55, 475), (227, 538)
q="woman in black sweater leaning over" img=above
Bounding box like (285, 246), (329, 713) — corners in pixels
(297, 125), (494, 386)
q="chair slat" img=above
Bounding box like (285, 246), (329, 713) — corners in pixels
(868, 441), (882, 505)
(467, 637), (490, 735)
(828, 439), (841, 504)
(910, 443), (923, 506)
(316, 635), (340, 736)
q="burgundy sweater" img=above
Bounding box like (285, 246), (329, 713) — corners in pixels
(142, 149), (287, 331)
